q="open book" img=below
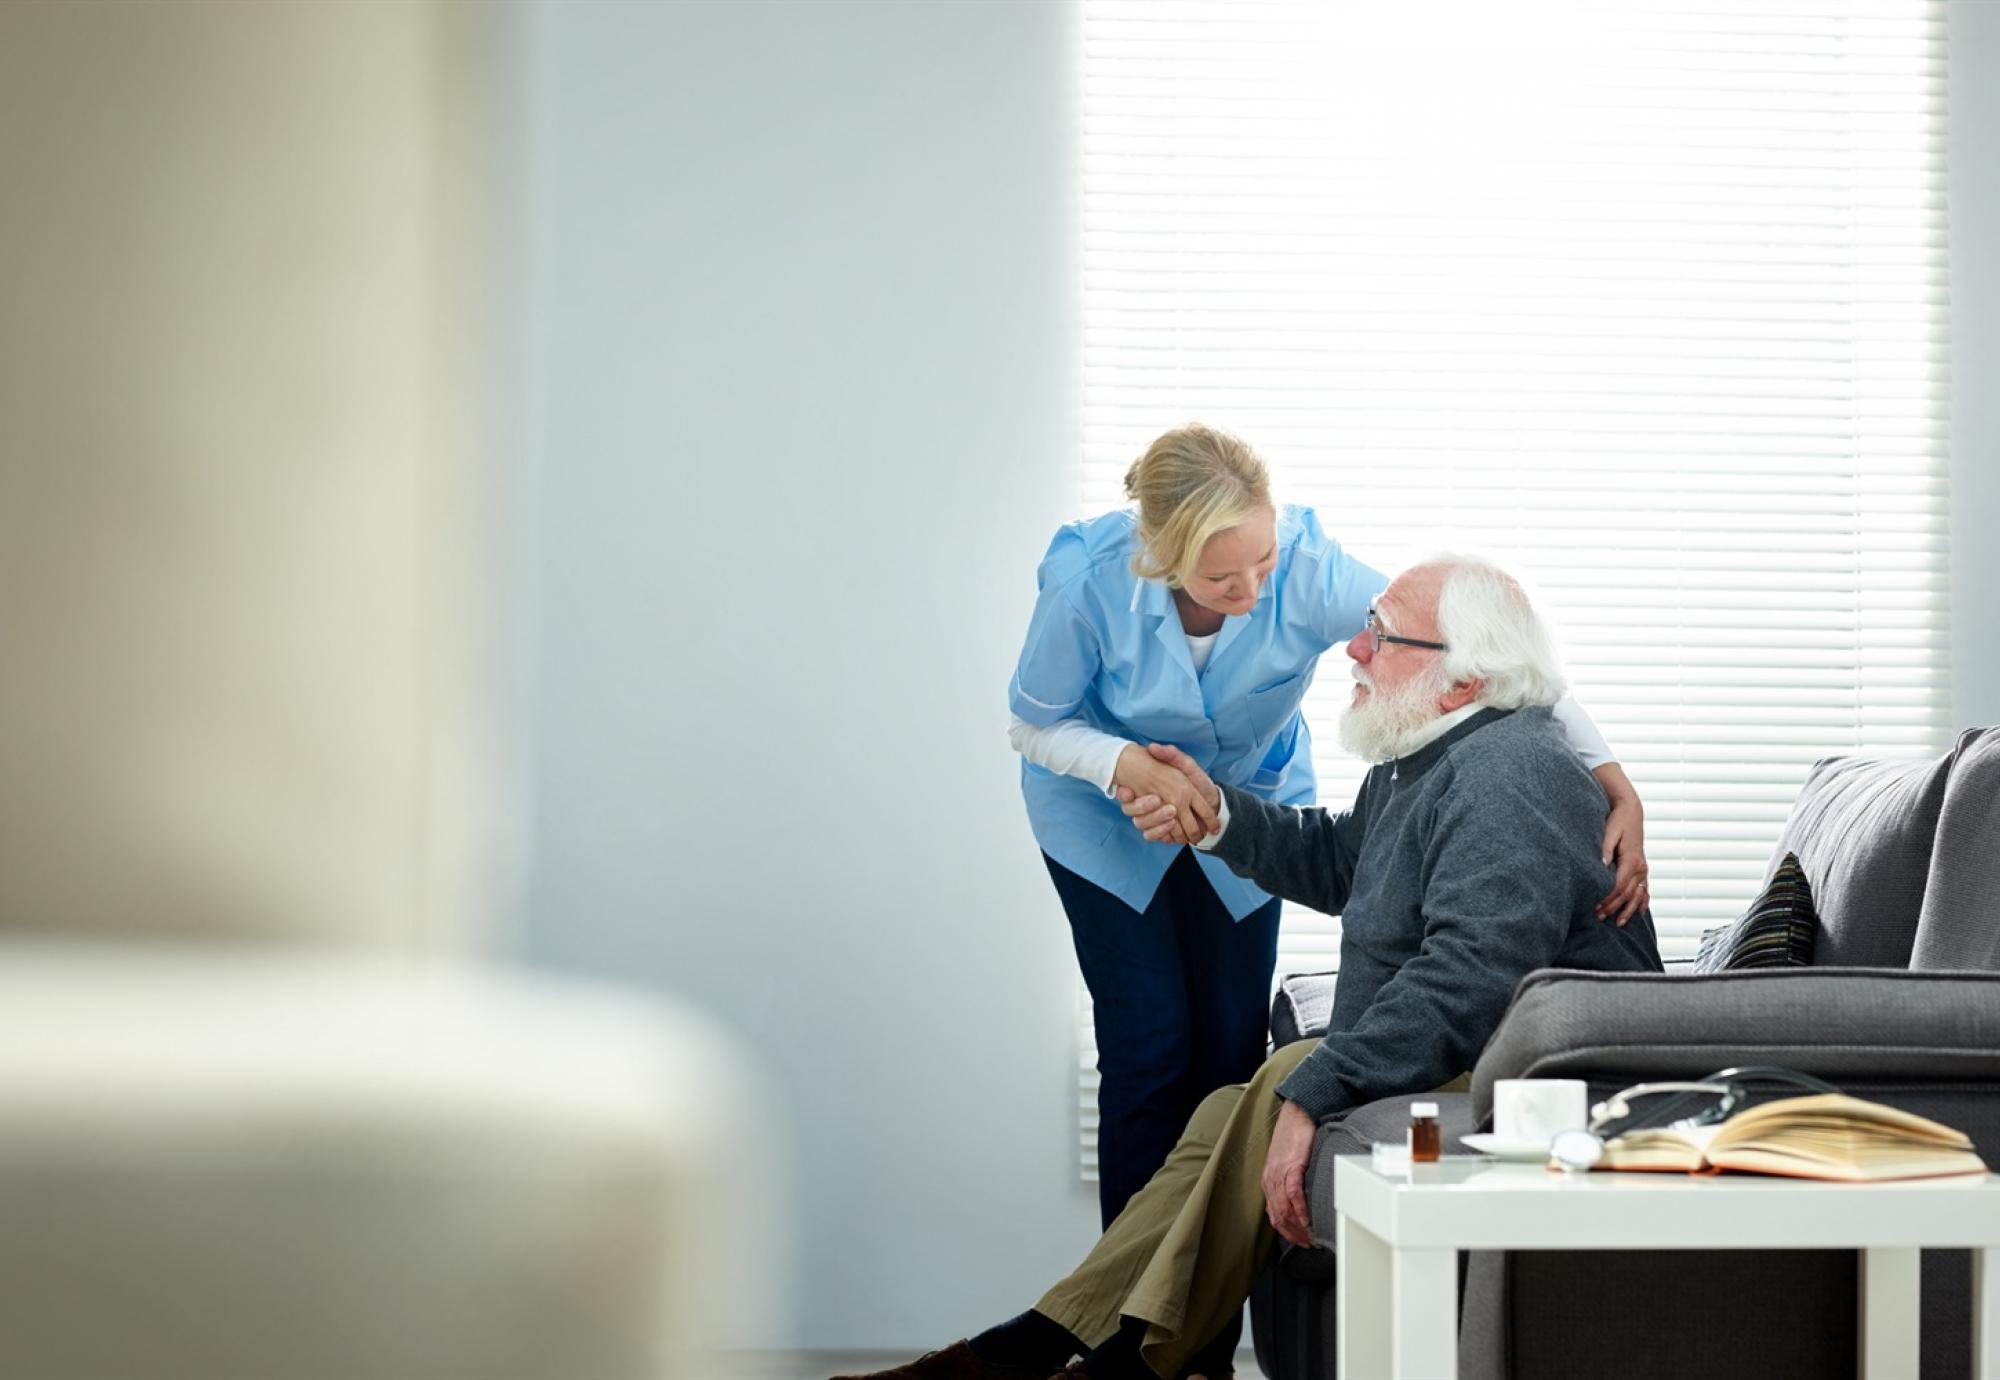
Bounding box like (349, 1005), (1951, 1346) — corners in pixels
(1599, 1093), (1989, 1182)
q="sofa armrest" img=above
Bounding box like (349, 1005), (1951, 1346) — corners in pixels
(1471, 967), (2000, 1124)
(1271, 970), (1337, 1046)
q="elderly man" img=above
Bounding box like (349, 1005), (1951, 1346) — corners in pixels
(844, 557), (1662, 1380)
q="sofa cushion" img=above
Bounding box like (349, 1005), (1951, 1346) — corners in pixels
(1297, 1089), (1479, 1276)
(1691, 852), (1818, 973)
(1770, 749), (1951, 967)
(1911, 726), (2000, 972)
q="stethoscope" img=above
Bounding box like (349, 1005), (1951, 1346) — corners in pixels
(1548, 1065), (1843, 1173)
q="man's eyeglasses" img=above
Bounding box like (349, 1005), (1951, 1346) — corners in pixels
(1364, 607), (1448, 655)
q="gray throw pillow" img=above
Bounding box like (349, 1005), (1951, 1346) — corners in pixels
(1692, 852), (1818, 973)
(1769, 751), (1951, 967)
(1910, 726), (2000, 973)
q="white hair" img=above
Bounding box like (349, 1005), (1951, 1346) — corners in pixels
(1417, 555), (1567, 710)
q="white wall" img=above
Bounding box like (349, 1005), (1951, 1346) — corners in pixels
(1950, 1), (2000, 730)
(511, 0), (1098, 1350)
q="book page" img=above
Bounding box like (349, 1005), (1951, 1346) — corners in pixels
(1713, 1095), (1974, 1153)
(1600, 1094), (1985, 1179)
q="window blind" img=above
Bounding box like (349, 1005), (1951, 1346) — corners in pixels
(1075, 0), (1952, 1179)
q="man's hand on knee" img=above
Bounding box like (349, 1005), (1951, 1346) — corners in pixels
(1261, 1099), (1317, 1248)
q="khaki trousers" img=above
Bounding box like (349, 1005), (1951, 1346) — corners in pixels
(1035, 1039), (1318, 1380)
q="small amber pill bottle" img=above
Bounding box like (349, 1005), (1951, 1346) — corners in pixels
(1408, 1101), (1441, 1162)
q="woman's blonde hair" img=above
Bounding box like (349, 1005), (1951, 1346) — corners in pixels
(1124, 423), (1274, 588)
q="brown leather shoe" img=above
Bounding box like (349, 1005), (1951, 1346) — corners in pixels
(830, 1339), (1048, 1380)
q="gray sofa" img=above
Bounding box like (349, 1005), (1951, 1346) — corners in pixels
(1250, 725), (2000, 1380)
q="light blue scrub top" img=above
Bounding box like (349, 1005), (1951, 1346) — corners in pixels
(1009, 504), (1385, 921)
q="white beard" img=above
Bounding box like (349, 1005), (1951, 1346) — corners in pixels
(1338, 663), (1450, 764)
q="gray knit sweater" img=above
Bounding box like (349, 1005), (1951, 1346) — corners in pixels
(1209, 705), (1663, 1120)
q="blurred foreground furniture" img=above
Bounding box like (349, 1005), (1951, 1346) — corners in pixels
(0, 945), (762, 1380)
(1252, 726), (2000, 1380)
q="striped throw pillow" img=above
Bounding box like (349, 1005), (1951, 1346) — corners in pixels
(1692, 852), (1819, 973)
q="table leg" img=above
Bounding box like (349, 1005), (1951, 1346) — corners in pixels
(1389, 1248), (1457, 1379)
(1860, 1246), (1920, 1380)
(1976, 1247), (1998, 1380)
(1336, 1211), (1390, 1380)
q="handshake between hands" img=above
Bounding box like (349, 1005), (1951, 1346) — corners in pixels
(1112, 741), (1224, 847)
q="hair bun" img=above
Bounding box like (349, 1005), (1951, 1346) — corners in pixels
(1123, 457), (1146, 501)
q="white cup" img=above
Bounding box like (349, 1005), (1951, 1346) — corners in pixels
(1492, 1078), (1589, 1148)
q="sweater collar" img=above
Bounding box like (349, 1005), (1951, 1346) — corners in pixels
(1385, 705), (1515, 784)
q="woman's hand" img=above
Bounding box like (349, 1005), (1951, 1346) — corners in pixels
(1116, 786), (1195, 844)
(1113, 742), (1220, 845)
(1591, 762), (1649, 926)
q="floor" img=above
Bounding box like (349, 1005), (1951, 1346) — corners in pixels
(699, 1351), (1268, 1380)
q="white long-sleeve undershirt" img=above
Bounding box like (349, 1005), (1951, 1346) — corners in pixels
(1007, 714), (1129, 796)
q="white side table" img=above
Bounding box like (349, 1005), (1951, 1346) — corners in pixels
(1332, 1155), (2000, 1380)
